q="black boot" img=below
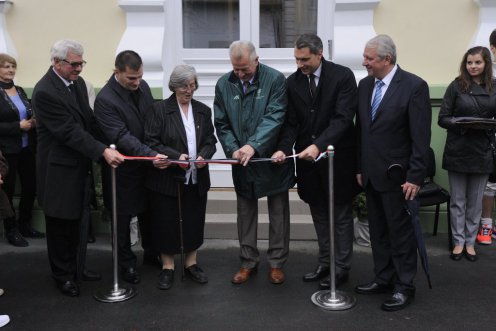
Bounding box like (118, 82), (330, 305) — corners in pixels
(19, 222), (45, 238)
(6, 228), (29, 247)
(4, 217), (29, 247)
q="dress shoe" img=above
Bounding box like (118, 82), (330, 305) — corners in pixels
(57, 280), (80, 297)
(185, 264), (208, 284)
(121, 267), (141, 284)
(231, 267), (257, 284)
(19, 225), (45, 238)
(87, 234), (95, 243)
(319, 273), (349, 289)
(450, 251), (463, 261)
(157, 269), (174, 290)
(464, 251), (478, 262)
(269, 268), (285, 284)
(82, 269), (102, 281)
(355, 281), (393, 295)
(303, 265), (329, 282)
(381, 292), (414, 311)
(6, 230), (29, 247)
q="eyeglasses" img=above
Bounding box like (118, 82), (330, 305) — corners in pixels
(178, 83), (197, 92)
(61, 59), (87, 68)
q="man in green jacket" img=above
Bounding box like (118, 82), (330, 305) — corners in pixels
(214, 40), (295, 285)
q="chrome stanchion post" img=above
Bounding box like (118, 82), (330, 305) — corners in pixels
(311, 145), (356, 310)
(94, 144), (137, 302)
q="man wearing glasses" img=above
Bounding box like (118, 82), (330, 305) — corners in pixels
(32, 39), (124, 297)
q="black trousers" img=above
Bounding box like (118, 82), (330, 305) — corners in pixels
(45, 215), (79, 283)
(2, 148), (36, 231)
(113, 213), (150, 270)
(309, 199), (354, 276)
(365, 184), (417, 295)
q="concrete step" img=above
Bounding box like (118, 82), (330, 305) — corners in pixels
(9, 189), (317, 240)
(206, 188), (310, 214)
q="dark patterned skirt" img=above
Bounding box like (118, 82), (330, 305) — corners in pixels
(149, 184), (206, 254)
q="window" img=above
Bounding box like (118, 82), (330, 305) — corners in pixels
(183, 0), (240, 48)
(260, 0), (317, 48)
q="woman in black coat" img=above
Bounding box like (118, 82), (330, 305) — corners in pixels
(0, 53), (43, 247)
(145, 64), (217, 290)
(438, 46), (496, 262)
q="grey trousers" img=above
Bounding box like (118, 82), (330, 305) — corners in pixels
(309, 202), (354, 276)
(236, 191), (290, 269)
(448, 171), (489, 247)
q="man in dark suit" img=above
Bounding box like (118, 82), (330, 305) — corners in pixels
(355, 34), (431, 311)
(32, 39), (124, 297)
(94, 50), (167, 284)
(273, 34), (359, 289)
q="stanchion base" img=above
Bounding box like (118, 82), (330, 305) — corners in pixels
(311, 290), (356, 311)
(94, 285), (137, 303)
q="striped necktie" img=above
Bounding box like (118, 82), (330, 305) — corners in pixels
(371, 80), (384, 121)
(308, 74), (317, 98)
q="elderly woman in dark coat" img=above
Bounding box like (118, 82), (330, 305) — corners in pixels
(438, 46), (496, 262)
(145, 64), (217, 290)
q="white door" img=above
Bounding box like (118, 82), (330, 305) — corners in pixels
(163, 0), (333, 187)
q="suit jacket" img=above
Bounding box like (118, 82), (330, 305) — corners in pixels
(144, 94), (217, 197)
(94, 74), (156, 215)
(32, 67), (106, 219)
(356, 66), (431, 192)
(278, 60), (359, 204)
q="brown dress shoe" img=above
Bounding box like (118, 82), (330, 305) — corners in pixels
(231, 267), (255, 284)
(269, 268), (285, 284)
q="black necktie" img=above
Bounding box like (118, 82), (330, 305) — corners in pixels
(68, 83), (78, 102)
(309, 74), (317, 98)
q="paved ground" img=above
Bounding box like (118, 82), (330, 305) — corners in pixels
(0, 234), (495, 331)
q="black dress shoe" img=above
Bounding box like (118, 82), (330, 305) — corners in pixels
(157, 269), (174, 290)
(450, 251), (463, 261)
(355, 281), (393, 294)
(82, 269), (102, 281)
(121, 268), (140, 284)
(87, 234), (95, 244)
(19, 226), (45, 238)
(185, 264), (208, 284)
(319, 273), (349, 289)
(303, 265), (330, 282)
(381, 292), (413, 311)
(464, 251), (478, 262)
(6, 230), (29, 247)
(57, 281), (80, 297)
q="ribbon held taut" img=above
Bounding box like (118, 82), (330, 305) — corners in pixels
(118, 154), (311, 165)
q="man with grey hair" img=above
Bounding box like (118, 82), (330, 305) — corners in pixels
(94, 50), (168, 285)
(273, 33), (359, 290)
(32, 39), (124, 297)
(214, 40), (295, 285)
(355, 34), (431, 311)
